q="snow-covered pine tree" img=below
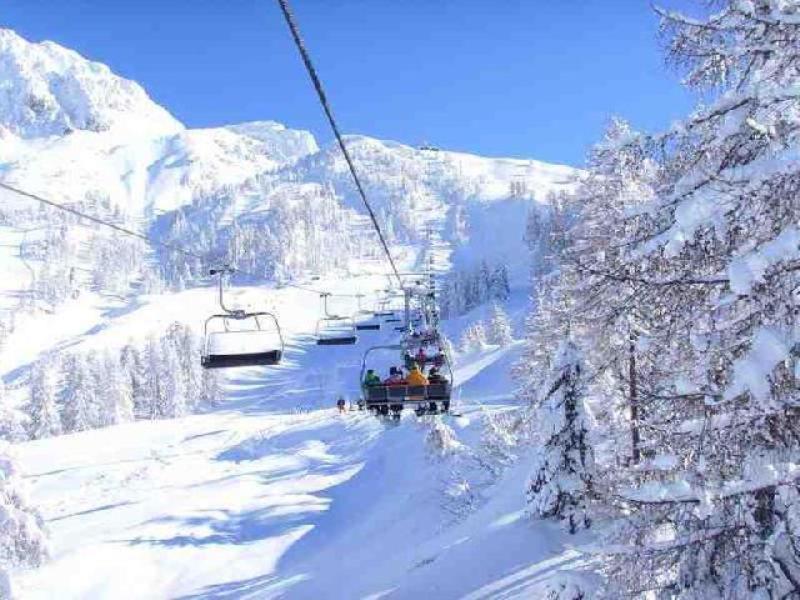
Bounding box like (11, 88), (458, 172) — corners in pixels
(479, 260), (493, 301)
(157, 335), (187, 418)
(591, 3), (800, 596)
(563, 117), (662, 466)
(142, 335), (164, 420)
(481, 409), (524, 476)
(491, 265), (511, 301)
(487, 303), (513, 347)
(101, 352), (133, 425)
(58, 353), (95, 433)
(83, 351), (110, 428)
(460, 321), (487, 353)
(169, 323), (201, 411)
(0, 443), (48, 599)
(25, 358), (61, 440)
(120, 343), (149, 419)
(527, 339), (594, 534)
(200, 368), (224, 407)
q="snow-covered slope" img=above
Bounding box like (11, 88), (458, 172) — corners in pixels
(280, 135), (576, 283)
(13, 279), (587, 599)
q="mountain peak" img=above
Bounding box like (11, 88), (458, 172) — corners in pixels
(0, 28), (183, 139)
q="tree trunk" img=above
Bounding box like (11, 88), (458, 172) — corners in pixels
(629, 330), (640, 464)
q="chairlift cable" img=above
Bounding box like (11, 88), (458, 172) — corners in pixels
(274, 0), (403, 288)
(0, 181), (210, 263)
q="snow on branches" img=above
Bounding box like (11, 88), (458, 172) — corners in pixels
(0, 444), (48, 599)
(517, 2), (800, 595)
(527, 340), (594, 534)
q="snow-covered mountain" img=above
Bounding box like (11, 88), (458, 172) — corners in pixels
(0, 29), (180, 140)
(0, 27), (578, 384)
(0, 29), (319, 217)
(0, 27), (584, 376)
(1, 28), (575, 274)
(0, 29), (585, 598)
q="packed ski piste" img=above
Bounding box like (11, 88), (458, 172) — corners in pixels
(2, 1), (800, 598)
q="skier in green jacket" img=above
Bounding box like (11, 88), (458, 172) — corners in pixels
(363, 369), (381, 387)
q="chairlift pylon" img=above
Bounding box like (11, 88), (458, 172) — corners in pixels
(201, 267), (285, 369)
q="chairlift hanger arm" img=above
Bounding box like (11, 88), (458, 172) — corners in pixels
(211, 266), (241, 315)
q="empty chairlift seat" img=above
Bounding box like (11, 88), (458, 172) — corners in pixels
(316, 317), (358, 346)
(355, 316), (381, 331)
(202, 312), (284, 369)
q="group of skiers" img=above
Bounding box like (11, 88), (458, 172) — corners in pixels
(336, 363), (449, 413)
(363, 363), (448, 388)
(361, 361), (450, 415)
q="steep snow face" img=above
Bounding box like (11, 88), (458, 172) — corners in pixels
(302, 135), (574, 205)
(137, 123), (318, 214)
(0, 29), (182, 139)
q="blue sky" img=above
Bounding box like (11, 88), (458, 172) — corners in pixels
(2, 1), (699, 166)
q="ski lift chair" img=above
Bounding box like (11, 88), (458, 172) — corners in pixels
(316, 292), (358, 345)
(316, 316), (358, 345)
(360, 345), (454, 416)
(202, 311), (284, 368)
(354, 294), (381, 331)
(200, 267), (285, 369)
(356, 320), (381, 332)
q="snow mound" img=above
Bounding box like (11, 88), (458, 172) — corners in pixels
(0, 29), (183, 139)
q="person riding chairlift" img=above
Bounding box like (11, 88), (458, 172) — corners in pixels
(363, 369), (381, 387)
(415, 347), (427, 365)
(428, 367), (450, 413)
(406, 363), (428, 386)
(428, 367), (447, 384)
(384, 366), (406, 386)
(384, 366), (406, 418)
